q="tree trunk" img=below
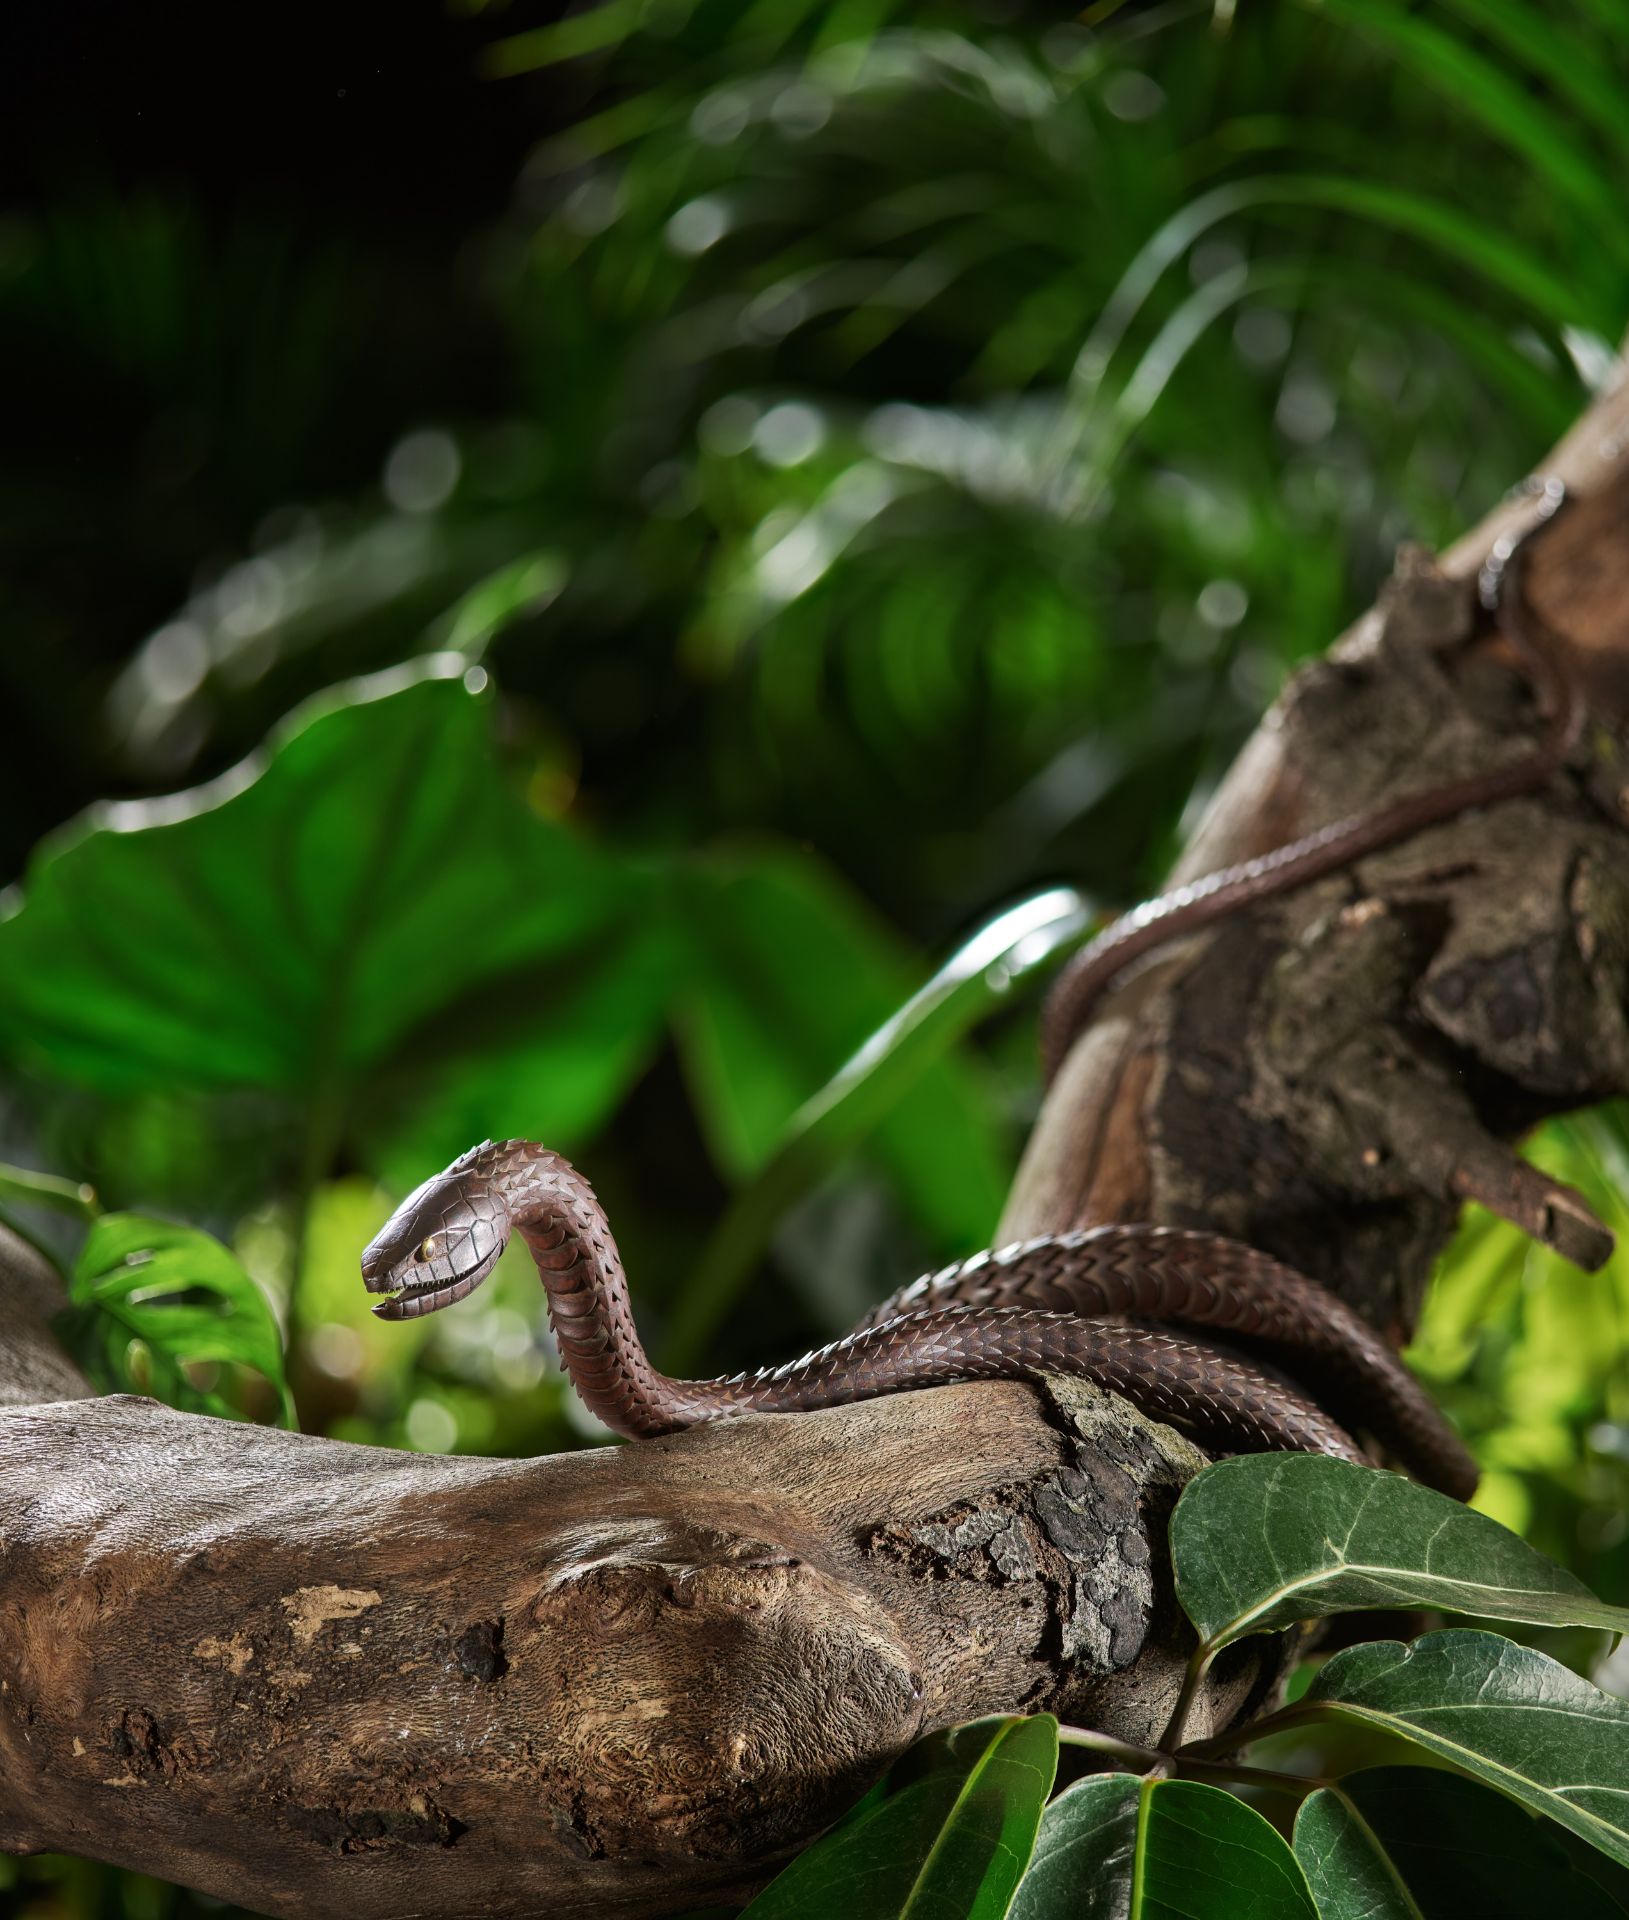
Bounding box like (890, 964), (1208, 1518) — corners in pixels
(5, 370), (1629, 1917)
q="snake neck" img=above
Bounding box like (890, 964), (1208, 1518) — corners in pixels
(472, 1140), (682, 1436)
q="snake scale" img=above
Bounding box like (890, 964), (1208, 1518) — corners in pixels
(362, 484), (1575, 1502)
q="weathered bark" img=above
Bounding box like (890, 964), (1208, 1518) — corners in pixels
(1007, 401), (1629, 1307)
(4, 369), (1629, 1917)
(0, 1225), (89, 1409)
(1, 1225), (1265, 1917)
(0, 1369), (1274, 1919)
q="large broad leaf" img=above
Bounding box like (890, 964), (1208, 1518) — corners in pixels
(65, 1211), (296, 1426)
(1294, 1631), (1629, 1869)
(0, 658), (633, 1098)
(1010, 1775), (1318, 1920)
(674, 844), (1010, 1243)
(0, 657), (1015, 1289)
(0, 659), (652, 1192)
(739, 1714), (1057, 1920)
(1169, 1455), (1629, 1657)
(1294, 1767), (1629, 1920)
(355, 919), (681, 1192)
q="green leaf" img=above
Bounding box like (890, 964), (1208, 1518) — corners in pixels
(0, 1160), (100, 1219)
(67, 1212), (295, 1426)
(1316, 0), (1629, 246)
(664, 885), (1089, 1369)
(1011, 1775), (1319, 1920)
(0, 660), (631, 1098)
(1170, 1455), (1629, 1657)
(1067, 172), (1589, 434)
(1430, 0), (1629, 167)
(1294, 1767), (1629, 1920)
(740, 1714), (1057, 1920)
(355, 915), (681, 1192)
(674, 843), (1009, 1234)
(0, 661), (652, 1205)
(1010, 1775), (1140, 1920)
(1297, 1632), (1629, 1870)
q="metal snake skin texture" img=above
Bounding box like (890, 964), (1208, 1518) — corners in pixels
(1039, 478), (1579, 1080)
(363, 1139), (1451, 1489)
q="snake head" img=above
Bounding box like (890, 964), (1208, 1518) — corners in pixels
(361, 1142), (510, 1320)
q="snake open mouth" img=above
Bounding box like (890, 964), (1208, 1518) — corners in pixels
(370, 1277), (464, 1321)
(359, 1162), (508, 1319)
(368, 1245), (506, 1317)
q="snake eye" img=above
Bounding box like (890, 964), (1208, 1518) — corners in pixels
(419, 1235), (441, 1261)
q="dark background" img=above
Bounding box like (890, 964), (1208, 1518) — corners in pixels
(0, 0), (563, 872)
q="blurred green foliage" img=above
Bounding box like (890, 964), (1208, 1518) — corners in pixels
(2, 0), (1629, 1914)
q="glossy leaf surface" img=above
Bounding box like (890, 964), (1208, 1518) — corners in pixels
(740, 1715), (1057, 1920)
(1170, 1455), (1629, 1654)
(66, 1211), (295, 1426)
(1011, 1774), (1319, 1919)
(1301, 1631), (1629, 1868)
(1294, 1766), (1629, 1919)
(0, 660), (628, 1099)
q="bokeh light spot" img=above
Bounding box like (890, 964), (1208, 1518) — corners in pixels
(310, 1323), (364, 1381)
(754, 402), (825, 468)
(691, 87), (751, 145)
(384, 429), (461, 514)
(1197, 579), (1249, 628)
(138, 622), (209, 704)
(406, 1397), (459, 1453)
(666, 195), (729, 256)
(1103, 70), (1164, 122)
(1234, 307), (1292, 369)
(700, 394), (761, 456)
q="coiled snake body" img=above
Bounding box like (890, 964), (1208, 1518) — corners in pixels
(361, 489), (1575, 1505)
(363, 1139), (1474, 1494)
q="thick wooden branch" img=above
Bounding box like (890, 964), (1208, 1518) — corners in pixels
(1, 1378), (1279, 1917)
(1006, 378), (1629, 1348)
(0, 1223), (90, 1409)
(4, 369), (1629, 1916)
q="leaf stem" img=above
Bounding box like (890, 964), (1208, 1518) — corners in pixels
(0, 1161), (101, 1219)
(1060, 1721), (1324, 1799)
(1176, 1757), (1326, 1798)
(1159, 1643), (1214, 1750)
(1176, 1701), (1329, 1763)
(1057, 1724), (1172, 1775)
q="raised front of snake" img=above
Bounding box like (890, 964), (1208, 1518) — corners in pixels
(359, 485), (1578, 1506)
(363, 1136), (1476, 1496)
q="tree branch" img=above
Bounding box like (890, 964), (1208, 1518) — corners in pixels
(4, 368), (1629, 1915)
(0, 1222), (90, 1409)
(1006, 374), (1629, 1348)
(0, 1377), (1279, 1917)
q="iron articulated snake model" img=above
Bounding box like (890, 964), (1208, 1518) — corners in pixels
(361, 484), (1576, 1505)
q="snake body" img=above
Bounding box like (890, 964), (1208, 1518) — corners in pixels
(1039, 478), (1579, 1079)
(363, 1138), (1471, 1495)
(855, 1229), (1475, 1496)
(362, 490), (1575, 1500)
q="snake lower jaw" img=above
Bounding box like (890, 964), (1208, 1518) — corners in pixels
(370, 1277), (467, 1320)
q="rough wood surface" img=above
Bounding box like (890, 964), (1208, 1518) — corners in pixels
(1005, 388), (1629, 1345)
(4, 367), (1629, 1917)
(0, 1336), (1264, 1918)
(0, 1224), (89, 1409)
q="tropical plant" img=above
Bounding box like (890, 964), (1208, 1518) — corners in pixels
(3, 0), (1628, 1914)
